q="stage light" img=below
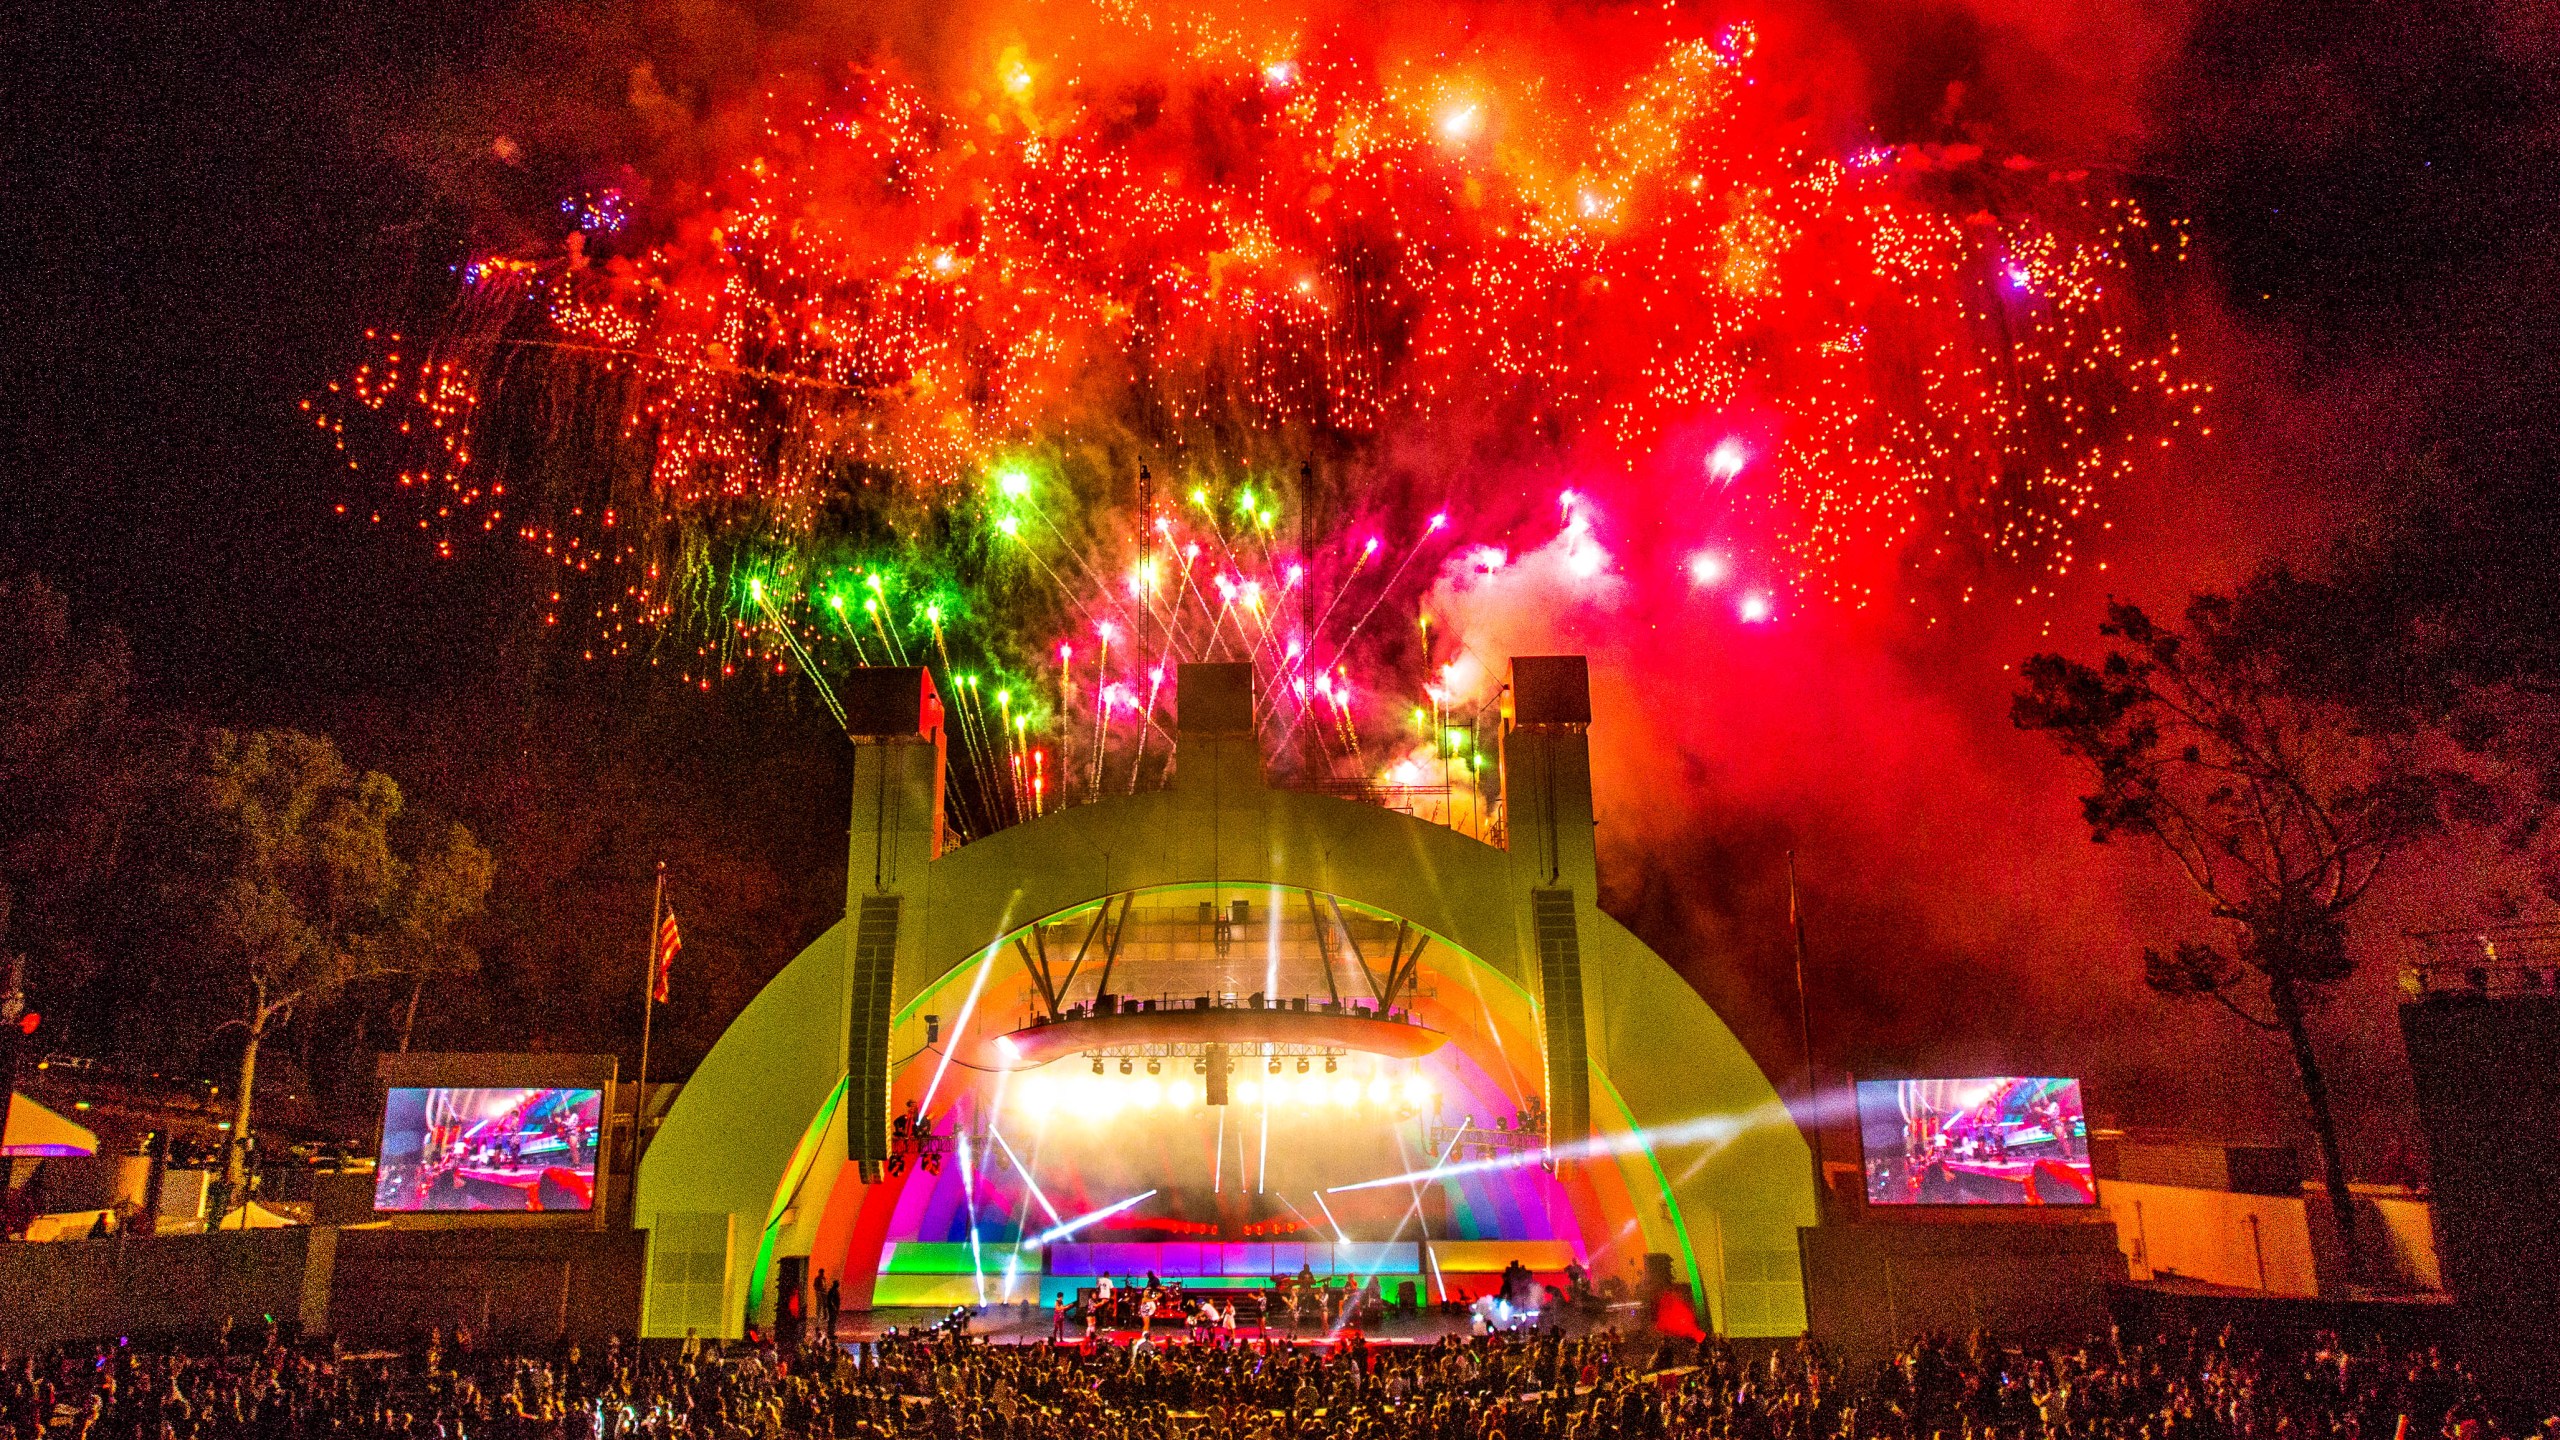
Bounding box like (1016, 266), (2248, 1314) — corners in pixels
(1366, 1078), (1392, 1107)
(1120, 1058), (1133, 1075)
(1330, 1076), (1359, 1107)
(1401, 1076), (1433, 1109)
(1324, 1056), (1337, 1073)
(1194, 1058), (1208, 1074)
(1269, 1058), (1283, 1074)
(1297, 1057), (1310, 1074)
(1092, 1059), (1104, 1075)
(1132, 1078), (1161, 1109)
(1147, 1058), (1161, 1075)
(1016, 1077), (1055, 1116)
(1236, 1079), (1263, 1106)
(1021, 1189), (1160, 1249)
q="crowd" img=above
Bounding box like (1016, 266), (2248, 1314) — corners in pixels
(0, 1317), (2539, 1440)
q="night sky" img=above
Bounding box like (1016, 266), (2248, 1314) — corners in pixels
(10, 0), (2549, 703)
(6, 0), (2557, 1147)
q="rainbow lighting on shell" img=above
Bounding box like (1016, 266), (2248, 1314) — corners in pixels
(634, 658), (1814, 1338)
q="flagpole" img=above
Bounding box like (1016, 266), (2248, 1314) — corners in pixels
(1787, 851), (1828, 1216)
(636, 861), (664, 1152)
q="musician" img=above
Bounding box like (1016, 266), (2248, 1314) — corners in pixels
(2036, 1094), (2076, 1158)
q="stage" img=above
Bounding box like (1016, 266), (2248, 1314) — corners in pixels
(637, 660), (1818, 1342)
(833, 1302), (1655, 1346)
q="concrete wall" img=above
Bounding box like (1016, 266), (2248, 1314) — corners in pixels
(0, 1226), (644, 1346)
(0, 1230), (329, 1344)
(2100, 1179), (2317, 1296)
(329, 1228), (645, 1344)
(1801, 1220), (2127, 1368)
(2102, 1179), (2444, 1299)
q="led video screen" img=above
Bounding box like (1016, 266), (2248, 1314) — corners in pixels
(1857, 1077), (2094, 1206)
(374, 1086), (602, 1212)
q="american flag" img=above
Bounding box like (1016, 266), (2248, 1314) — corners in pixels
(651, 907), (682, 1004)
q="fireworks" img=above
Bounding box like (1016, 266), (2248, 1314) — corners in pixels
(318, 2), (2204, 840)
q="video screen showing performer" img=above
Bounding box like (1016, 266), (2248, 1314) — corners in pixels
(1857, 1077), (2094, 1206)
(374, 1087), (603, 1212)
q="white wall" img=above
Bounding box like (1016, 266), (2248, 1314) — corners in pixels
(2098, 1179), (2317, 1297)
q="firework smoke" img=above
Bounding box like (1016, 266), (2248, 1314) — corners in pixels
(322, 0), (2204, 837)
(309, 0), (2322, 1136)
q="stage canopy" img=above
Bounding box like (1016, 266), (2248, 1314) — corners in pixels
(2, 1094), (98, 1158)
(636, 658), (1816, 1340)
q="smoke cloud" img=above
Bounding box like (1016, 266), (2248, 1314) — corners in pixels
(376, 0), (2491, 1166)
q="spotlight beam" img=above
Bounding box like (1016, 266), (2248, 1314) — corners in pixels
(1020, 1189), (1159, 1249)
(1312, 1118), (1469, 1318)
(1275, 1193), (1323, 1236)
(920, 940), (1004, 1116)
(956, 1130), (986, 1305)
(1324, 1101), (1802, 1195)
(988, 1126), (1064, 1229)
(1319, 1126), (1465, 1338)
(1310, 1190), (1351, 1245)
(1402, 1119), (1471, 1303)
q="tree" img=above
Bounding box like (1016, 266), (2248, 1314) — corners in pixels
(0, 575), (137, 1141)
(160, 728), (490, 1201)
(392, 821), (494, 1052)
(370, 669), (847, 1075)
(2224, 461), (2560, 904)
(2014, 596), (2477, 1257)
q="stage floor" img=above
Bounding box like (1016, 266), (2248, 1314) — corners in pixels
(834, 1305), (1639, 1346)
